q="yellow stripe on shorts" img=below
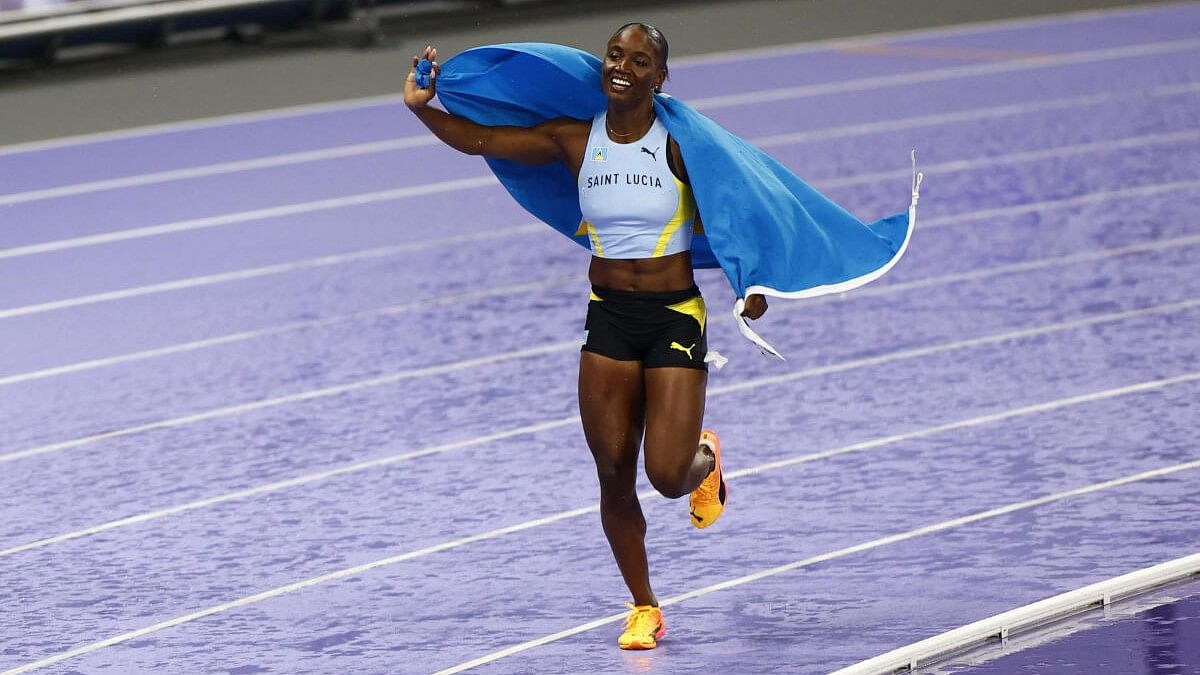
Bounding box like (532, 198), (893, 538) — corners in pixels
(665, 295), (706, 332)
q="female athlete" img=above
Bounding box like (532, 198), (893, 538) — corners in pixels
(404, 23), (767, 650)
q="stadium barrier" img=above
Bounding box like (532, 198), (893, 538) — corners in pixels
(0, 0), (543, 62)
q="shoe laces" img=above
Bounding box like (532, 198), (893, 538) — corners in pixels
(623, 603), (660, 635)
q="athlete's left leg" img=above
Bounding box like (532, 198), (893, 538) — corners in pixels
(641, 367), (712, 499)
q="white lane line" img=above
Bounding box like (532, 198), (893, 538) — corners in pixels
(0, 94), (410, 158)
(4, 144), (1195, 326)
(0, 221), (537, 320)
(3, 231), (1197, 464)
(1155, 81), (1200, 96)
(0, 340), (578, 463)
(0, 175), (498, 260)
(3, 295), (1198, 554)
(845, 235), (1200, 302)
(0, 1), (1179, 158)
(4, 83), (1195, 261)
(0, 2), (1191, 162)
(671, 2), (1197, 68)
(920, 179), (1200, 229)
(755, 85), (1200, 149)
(690, 38), (1200, 110)
(0, 136), (442, 206)
(1, 65), (1195, 212)
(817, 129), (1200, 189)
(0, 78), (1164, 212)
(3, 213), (1195, 394)
(3, 173), (1198, 323)
(3, 142), (1196, 387)
(706, 299), (1200, 399)
(720, 374), (1200, 480)
(7, 371), (1199, 675)
(438, 450), (1200, 674)
(0, 415), (584, 559)
(0, 275), (582, 388)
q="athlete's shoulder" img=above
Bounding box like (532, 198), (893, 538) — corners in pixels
(536, 117), (590, 168)
(535, 117), (591, 139)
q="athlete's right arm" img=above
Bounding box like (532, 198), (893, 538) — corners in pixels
(404, 46), (579, 166)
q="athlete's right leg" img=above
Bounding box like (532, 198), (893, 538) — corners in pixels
(578, 351), (654, 606)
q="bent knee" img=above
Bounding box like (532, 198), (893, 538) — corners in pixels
(644, 462), (690, 500)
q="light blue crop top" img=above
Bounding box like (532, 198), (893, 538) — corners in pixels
(576, 111), (697, 259)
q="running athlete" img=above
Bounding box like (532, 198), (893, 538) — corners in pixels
(404, 23), (767, 650)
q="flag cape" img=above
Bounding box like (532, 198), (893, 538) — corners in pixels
(433, 43), (921, 358)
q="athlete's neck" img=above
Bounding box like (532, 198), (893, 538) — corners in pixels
(606, 104), (655, 143)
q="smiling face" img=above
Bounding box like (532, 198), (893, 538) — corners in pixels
(603, 26), (666, 103)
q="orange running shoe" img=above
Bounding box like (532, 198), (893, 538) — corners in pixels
(619, 603), (666, 650)
(689, 430), (727, 529)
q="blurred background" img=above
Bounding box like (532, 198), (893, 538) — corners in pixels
(0, 0), (1176, 147)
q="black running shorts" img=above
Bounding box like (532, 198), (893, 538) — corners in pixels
(581, 285), (708, 370)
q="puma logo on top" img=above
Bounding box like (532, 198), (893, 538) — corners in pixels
(669, 341), (696, 360)
(641, 146), (660, 161)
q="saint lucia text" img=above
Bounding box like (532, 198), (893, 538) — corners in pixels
(584, 173), (665, 189)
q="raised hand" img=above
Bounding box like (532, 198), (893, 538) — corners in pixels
(404, 45), (441, 110)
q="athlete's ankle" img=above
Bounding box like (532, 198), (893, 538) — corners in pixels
(631, 593), (658, 607)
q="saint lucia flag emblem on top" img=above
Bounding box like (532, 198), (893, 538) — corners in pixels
(592, 146), (608, 162)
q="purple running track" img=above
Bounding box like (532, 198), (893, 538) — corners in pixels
(1, 4), (1199, 674)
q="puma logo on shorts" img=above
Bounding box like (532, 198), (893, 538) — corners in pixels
(670, 341), (696, 360)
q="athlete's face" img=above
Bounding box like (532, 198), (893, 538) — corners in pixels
(603, 28), (665, 102)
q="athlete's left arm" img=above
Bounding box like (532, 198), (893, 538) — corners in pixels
(669, 138), (768, 320)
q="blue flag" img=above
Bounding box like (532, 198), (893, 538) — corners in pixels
(433, 43), (921, 358)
